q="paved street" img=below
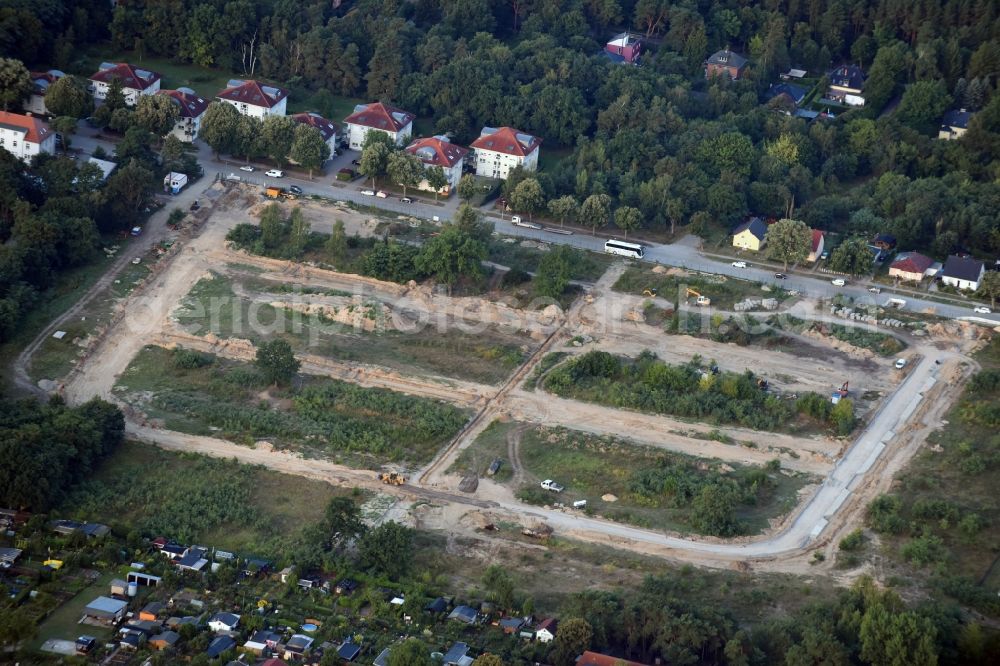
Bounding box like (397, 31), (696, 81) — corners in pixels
(68, 125), (1000, 326)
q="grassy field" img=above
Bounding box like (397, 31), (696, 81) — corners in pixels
(113, 345), (469, 467)
(175, 272), (530, 384)
(488, 239), (612, 282)
(467, 423), (811, 536)
(449, 419), (517, 482)
(613, 266), (792, 310)
(33, 571), (117, 650)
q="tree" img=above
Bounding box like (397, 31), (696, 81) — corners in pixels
(535, 246), (572, 299)
(254, 339), (300, 385)
(548, 195), (579, 227)
(551, 618), (593, 666)
(386, 638), (434, 666)
(0, 57), (31, 110)
(897, 81), (952, 135)
(287, 207), (310, 258)
(199, 101), (240, 157)
(104, 77), (127, 112)
(828, 236), (874, 277)
(325, 219), (347, 263)
(580, 194), (611, 236)
(765, 218), (812, 271)
(359, 142), (391, 188)
(105, 159), (154, 230)
(613, 206), (642, 240)
(49, 117), (79, 150)
(471, 655), (503, 666)
(134, 94), (179, 136)
(259, 203), (286, 250)
(424, 165), (448, 201)
(43, 76), (93, 118)
(414, 224), (487, 291)
(457, 174), (478, 202)
(387, 151), (424, 197)
(508, 177), (544, 221)
(290, 124), (330, 179)
(321, 496), (363, 552)
(357, 521), (413, 579)
(235, 114), (263, 161)
(261, 115), (296, 167)
(482, 564), (515, 611)
(975, 271), (1000, 308)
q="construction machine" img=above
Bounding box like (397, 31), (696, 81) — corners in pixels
(685, 288), (711, 306)
(643, 288), (657, 297)
(378, 472), (406, 485)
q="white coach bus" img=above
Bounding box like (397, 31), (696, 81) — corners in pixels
(604, 239), (644, 259)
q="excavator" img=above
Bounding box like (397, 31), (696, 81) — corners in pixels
(686, 288), (711, 306)
(378, 471), (406, 485)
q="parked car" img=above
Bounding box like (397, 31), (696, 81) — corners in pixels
(289, 185), (303, 195)
(540, 479), (565, 493)
(376, 190), (388, 198)
(360, 189), (375, 196)
(831, 278), (846, 286)
(265, 169), (284, 178)
(731, 261), (747, 268)
(239, 165), (255, 172)
(868, 287), (881, 294)
(130, 226), (142, 236)
(773, 273), (786, 279)
(400, 197), (412, 203)
(820, 250), (829, 260)
(894, 358), (907, 369)
(351, 159), (361, 165)
(973, 306), (992, 314)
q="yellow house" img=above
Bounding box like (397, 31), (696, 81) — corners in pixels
(732, 217), (767, 251)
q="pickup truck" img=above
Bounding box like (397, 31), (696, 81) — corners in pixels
(540, 479), (564, 493)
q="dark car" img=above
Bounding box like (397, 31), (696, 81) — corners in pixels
(289, 185), (303, 195)
(351, 159), (360, 165)
(774, 273), (787, 279)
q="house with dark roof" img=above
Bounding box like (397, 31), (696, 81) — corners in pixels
(0, 547), (22, 567)
(208, 612), (240, 633)
(291, 111), (339, 156)
(337, 638), (362, 661)
(89, 62), (161, 105)
(0, 111), (55, 163)
(157, 88), (209, 142)
(160, 543), (188, 560)
(499, 617), (525, 634)
(405, 135), (469, 194)
(425, 597), (449, 614)
(939, 108), (973, 140)
(941, 255), (985, 291)
(826, 65), (866, 106)
(206, 634), (236, 659)
(765, 82), (808, 109)
(443, 642), (475, 666)
(872, 234), (897, 251)
(373, 646), (393, 666)
(24, 69), (65, 115)
(705, 49), (748, 80)
(139, 602), (164, 622)
(149, 630), (180, 650)
(732, 217), (768, 252)
(217, 79), (288, 118)
(604, 32), (642, 64)
(447, 605), (480, 625)
(176, 549), (209, 572)
(470, 126), (540, 180)
(889, 252), (935, 282)
(577, 650), (649, 666)
(344, 101), (415, 149)
(283, 634), (314, 660)
(244, 629), (282, 655)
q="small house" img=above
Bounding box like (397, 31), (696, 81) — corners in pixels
(336, 578), (359, 595)
(139, 602), (164, 622)
(705, 49), (748, 80)
(807, 229), (825, 262)
(732, 217), (767, 252)
(161, 543), (188, 560)
(939, 109), (972, 140)
(176, 549), (209, 572)
(535, 618), (558, 643)
(605, 32), (642, 64)
(109, 578), (129, 596)
(217, 79), (288, 118)
(889, 252), (934, 282)
(83, 596), (128, 625)
(284, 634), (314, 660)
(826, 65), (866, 106)
(425, 597), (449, 614)
(278, 565), (296, 583)
(443, 642), (474, 666)
(941, 255), (985, 291)
(337, 638), (363, 662)
(123, 619), (161, 636)
(765, 82), (808, 108)
(448, 605), (479, 625)
(244, 630), (282, 655)
(499, 617), (525, 634)
(149, 630), (180, 650)
(208, 612), (240, 633)
(343, 101), (414, 149)
(75, 636), (96, 654)
(0, 547), (22, 567)
(119, 631), (146, 650)
(871, 234), (897, 251)
(206, 634), (236, 659)
(470, 126), (540, 180)
(373, 647), (392, 666)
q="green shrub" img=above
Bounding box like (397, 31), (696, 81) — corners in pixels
(866, 494), (907, 534)
(172, 348), (214, 369)
(839, 528), (865, 552)
(900, 535), (948, 566)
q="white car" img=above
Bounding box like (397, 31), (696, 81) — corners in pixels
(360, 189), (375, 196)
(974, 306), (992, 314)
(894, 358), (907, 370)
(239, 165), (254, 172)
(731, 261), (747, 268)
(831, 278), (846, 287)
(540, 479), (565, 493)
(376, 190), (388, 198)
(265, 169), (284, 178)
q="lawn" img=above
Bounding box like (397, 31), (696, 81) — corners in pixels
(58, 441), (360, 551)
(33, 571), (117, 650)
(487, 238), (613, 282)
(113, 345), (470, 468)
(613, 265), (792, 310)
(448, 419), (518, 482)
(175, 272), (531, 385)
(471, 423), (813, 536)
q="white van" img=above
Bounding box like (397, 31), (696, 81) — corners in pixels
(831, 278), (846, 286)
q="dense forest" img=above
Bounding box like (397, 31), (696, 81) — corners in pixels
(4, 0), (999, 258)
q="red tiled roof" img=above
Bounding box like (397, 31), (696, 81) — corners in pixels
(0, 111), (53, 144)
(29, 70), (63, 94)
(811, 229), (824, 252)
(89, 63), (161, 91)
(261, 660), (288, 666)
(217, 80), (288, 108)
(156, 89), (208, 119)
(405, 136), (468, 167)
(890, 252), (933, 274)
(577, 651), (648, 666)
(291, 112), (338, 141)
(536, 618), (557, 632)
(343, 102), (415, 132)
(470, 126), (540, 157)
